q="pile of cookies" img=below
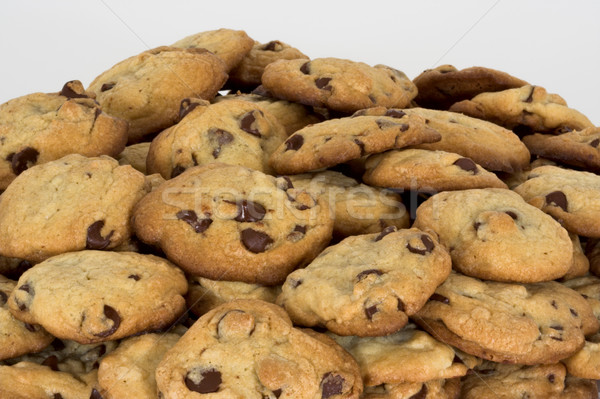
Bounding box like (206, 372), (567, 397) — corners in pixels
(0, 28), (599, 398)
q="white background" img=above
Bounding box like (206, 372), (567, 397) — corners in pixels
(1, 1), (599, 125)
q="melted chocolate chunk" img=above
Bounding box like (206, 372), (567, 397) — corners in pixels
(209, 128), (234, 158)
(128, 274), (141, 281)
(315, 77), (332, 90)
(406, 235), (435, 255)
(100, 82), (115, 92)
(171, 165), (186, 178)
(9, 147), (39, 175)
(290, 279), (303, 288)
(453, 157), (478, 174)
(409, 384), (428, 399)
(42, 355), (59, 371)
(356, 269), (383, 281)
(365, 304), (378, 320)
(185, 369), (222, 394)
(397, 297), (406, 312)
(320, 372), (345, 399)
(176, 210), (212, 233)
(86, 220), (114, 250)
(234, 200), (266, 222)
(0, 290), (7, 305)
(551, 300), (558, 309)
(570, 308), (578, 317)
(524, 86), (536, 103)
(546, 191), (568, 212)
(262, 41), (279, 51)
(300, 62), (311, 74)
(19, 283), (31, 293)
(590, 138), (600, 148)
(279, 176), (294, 190)
(53, 394), (63, 399)
(354, 139), (366, 156)
(506, 211), (518, 220)
(94, 305), (121, 338)
(240, 112), (262, 137)
(59, 81), (88, 99)
(178, 99), (202, 121)
(272, 388), (282, 398)
(241, 229), (274, 253)
(374, 226), (396, 241)
(385, 109), (406, 119)
(285, 134), (304, 151)
(548, 374), (555, 383)
(23, 323), (36, 332)
(430, 293), (450, 304)
(90, 389), (104, 399)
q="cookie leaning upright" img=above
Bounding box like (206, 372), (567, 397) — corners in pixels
(133, 163), (333, 285)
(87, 46), (228, 143)
(261, 58), (417, 113)
(0, 154), (149, 262)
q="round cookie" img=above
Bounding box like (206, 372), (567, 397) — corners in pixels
(116, 142), (151, 174)
(412, 272), (599, 365)
(171, 28), (255, 71)
(0, 275), (53, 361)
(361, 378), (461, 399)
(133, 163), (333, 285)
(186, 275), (281, 317)
(155, 299), (363, 399)
(513, 165), (600, 237)
(227, 40), (309, 89)
(261, 57), (417, 113)
(562, 334), (600, 380)
(7, 250), (188, 344)
(413, 188), (573, 283)
(98, 332), (181, 399)
(288, 171), (410, 239)
(363, 149), (508, 192)
(0, 154), (149, 262)
(277, 227), (451, 336)
(522, 127), (600, 172)
(449, 85), (594, 135)
(269, 109), (441, 175)
(146, 98), (287, 178)
(0, 80), (128, 189)
(87, 46), (228, 143)
(412, 64), (528, 109)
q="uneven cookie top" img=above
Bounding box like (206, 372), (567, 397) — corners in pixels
(269, 109), (441, 174)
(146, 98), (287, 178)
(513, 165), (600, 237)
(133, 163), (333, 285)
(412, 64), (528, 109)
(88, 46), (228, 143)
(361, 378), (461, 399)
(155, 299), (363, 399)
(277, 227), (451, 336)
(0, 154), (148, 262)
(0, 80), (128, 189)
(261, 58), (417, 113)
(8, 250), (188, 344)
(0, 275), (53, 361)
(171, 28), (255, 71)
(413, 273), (598, 365)
(228, 40), (309, 89)
(363, 149), (508, 192)
(413, 188), (573, 283)
(449, 85), (594, 135)
(329, 324), (472, 386)
(289, 171), (410, 238)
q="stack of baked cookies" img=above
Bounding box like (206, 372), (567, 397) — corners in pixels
(0, 28), (598, 398)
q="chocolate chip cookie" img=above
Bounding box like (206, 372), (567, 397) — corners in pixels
(361, 378), (461, 399)
(116, 142), (151, 174)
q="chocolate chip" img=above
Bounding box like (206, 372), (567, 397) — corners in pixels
(90, 388), (104, 399)
(19, 283), (31, 293)
(365, 304), (378, 320)
(262, 41), (280, 51)
(385, 109), (406, 119)
(546, 191), (568, 212)
(550, 325), (564, 330)
(176, 210), (212, 233)
(320, 372), (344, 399)
(548, 374), (555, 383)
(397, 297), (406, 312)
(42, 355), (59, 371)
(185, 369), (222, 394)
(272, 388), (282, 398)
(240, 111), (262, 137)
(241, 229), (274, 253)
(570, 308), (578, 317)
(453, 158), (479, 174)
(406, 234), (435, 255)
(0, 290), (7, 305)
(234, 200), (266, 222)
(551, 300), (558, 309)
(524, 86), (535, 103)
(375, 226), (397, 242)
(368, 95), (376, 104)
(354, 139), (366, 156)
(300, 62), (311, 74)
(550, 336), (563, 341)
(128, 274), (140, 281)
(590, 138), (600, 148)
(279, 176), (294, 190)
(86, 220), (114, 250)
(315, 77), (332, 90)
(430, 293), (450, 304)
(178, 98), (204, 121)
(100, 82), (115, 92)
(209, 128), (234, 158)
(94, 305), (121, 338)
(51, 338), (66, 351)
(54, 394), (63, 399)
(23, 323), (36, 332)
(506, 211), (518, 220)
(171, 165), (186, 178)
(409, 384), (428, 399)
(9, 147), (39, 176)
(356, 269), (383, 281)
(453, 355), (464, 365)
(284, 134), (304, 151)
(290, 279), (303, 288)
(59, 81), (88, 99)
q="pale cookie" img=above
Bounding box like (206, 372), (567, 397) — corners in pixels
(413, 188), (573, 282)
(363, 149), (508, 192)
(0, 275), (53, 361)
(172, 28), (254, 71)
(563, 233), (590, 280)
(133, 163), (333, 285)
(361, 378), (460, 399)
(413, 273), (598, 365)
(0, 154), (148, 262)
(8, 250), (188, 344)
(277, 227), (451, 336)
(289, 171), (410, 239)
(146, 98), (287, 178)
(155, 299), (363, 399)
(261, 58), (417, 113)
(269, 109), (441, 175)
(413, 64), (528, 109)
(88, 46), (228, 143)
(0, 80), (128, 189)
(562, 333), (600, 380)
(186, 275), (281, 317)
(116, 142), (150, 174)
(513, 165), (600, 237)
(449, 85), (594, 135)
(562, 275), (600, 322)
